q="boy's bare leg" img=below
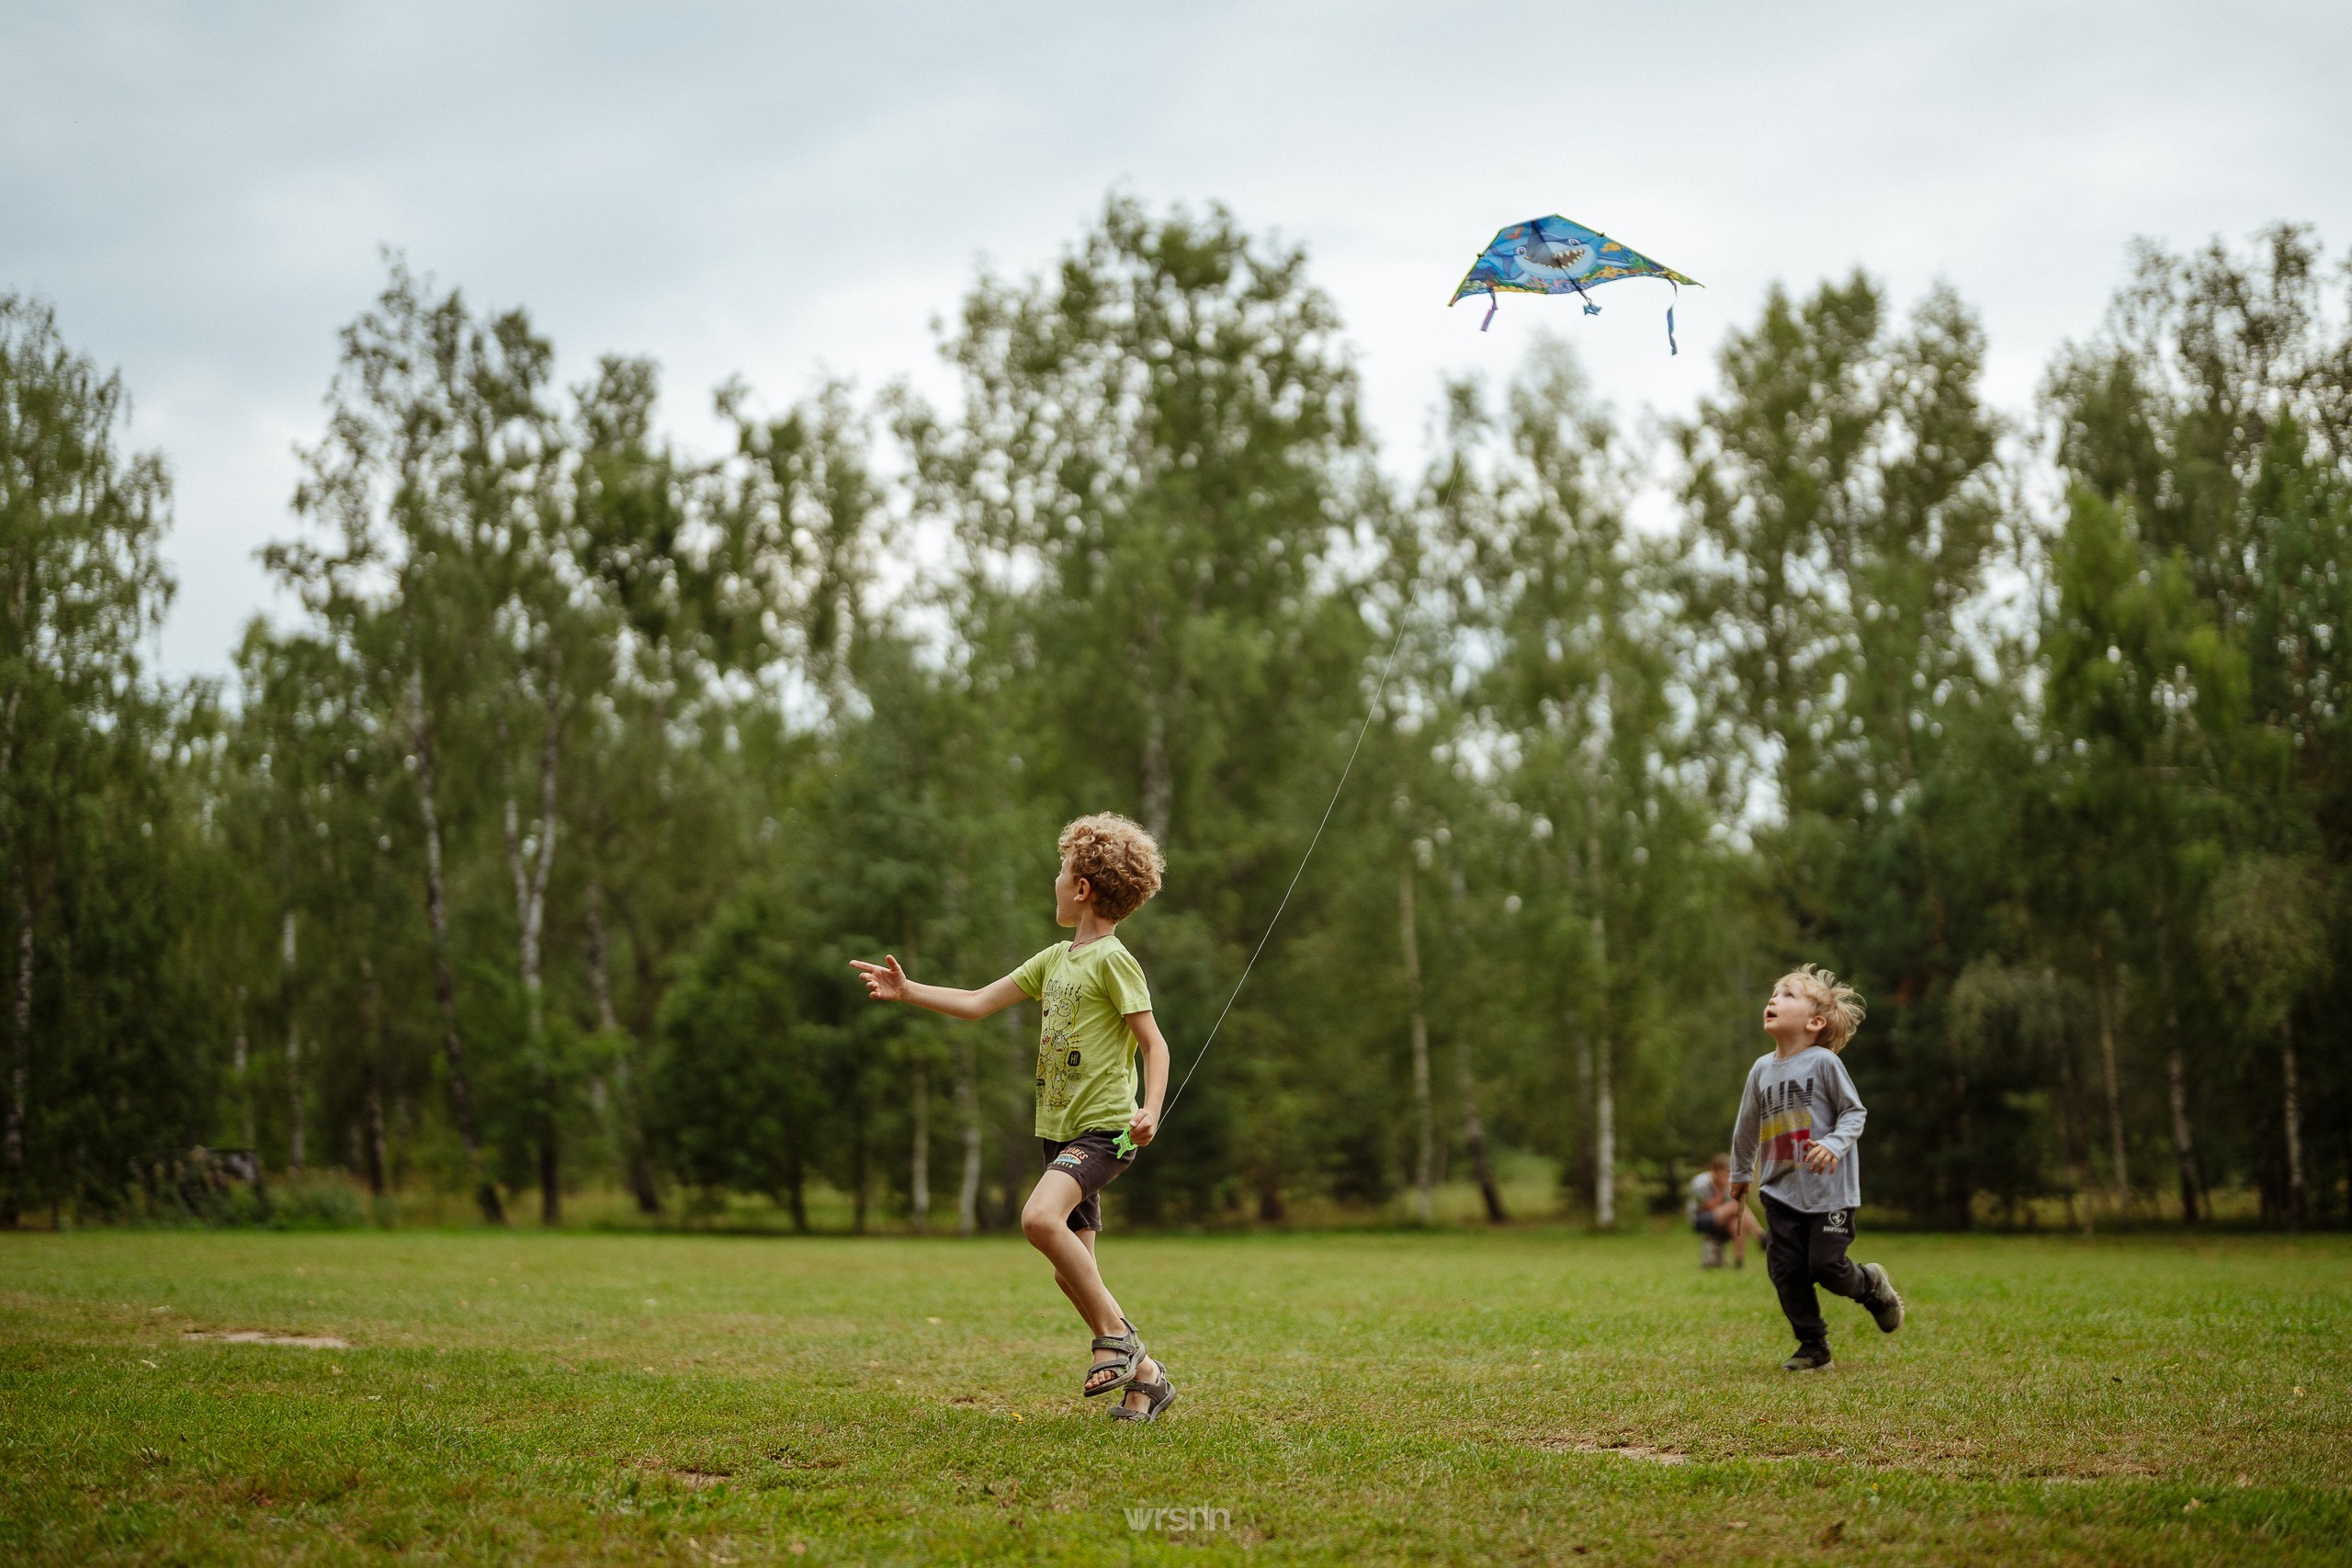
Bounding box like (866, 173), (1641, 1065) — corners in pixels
(1023, 1172), (1161, 1412)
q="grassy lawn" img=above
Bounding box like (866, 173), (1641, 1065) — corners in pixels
(2, 1225), (2346, 1565)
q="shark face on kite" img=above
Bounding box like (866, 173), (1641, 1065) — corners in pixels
(1453, 214), (1700, 352)
(1513, 234), (1596, 280)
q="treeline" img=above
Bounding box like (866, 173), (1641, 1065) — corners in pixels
(4, 201), (2347, 1231)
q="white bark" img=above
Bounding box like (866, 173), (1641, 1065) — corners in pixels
(2155, 912), (2201, 1222)
(1140, 700), (1172, 849)
(281, 912), (303, 1172)
(232, 987), (255, 1149)
(1587, 822), (1614, 1229)
(5, 882), (28, 1208)
(500, 678), (564, 1225)
(1595, 1041), (1616, 1229)
(1401, 855), (1434, 1224)
(956, 1036), (981, 1236)
(2165, 1047), (2200, 1221)
(2092, 934), (2129, 1219)
(586, 876), (661, 1214)
(501, 691), (562, 1050)
(2282, 1017), (2305, 1230)
(910, 1062), (931, 1233)
(408, 660), (495, 1219)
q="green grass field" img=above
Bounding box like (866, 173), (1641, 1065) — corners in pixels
(3, 1225), (2346, 1565)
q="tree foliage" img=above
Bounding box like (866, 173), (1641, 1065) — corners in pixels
(6, 209), (2350, 1232)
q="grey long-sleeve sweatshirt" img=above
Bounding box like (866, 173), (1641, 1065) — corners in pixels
(1727, 1045), (1867, 1213)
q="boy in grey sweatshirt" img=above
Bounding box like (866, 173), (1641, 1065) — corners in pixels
(1728, 965), (1905, 1371)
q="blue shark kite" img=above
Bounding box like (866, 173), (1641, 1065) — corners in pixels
(1451, 214), (1700, 353)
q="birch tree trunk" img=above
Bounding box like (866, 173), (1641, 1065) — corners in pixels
(850, 1103), (869, 1235)
(2058, 1014), (2095, 1235)
(0, 694), (21, 1226)
(356, 957), (388, 1198)
(410, 663), (501, 1223)
(1001, 998), (1030, 1228)
(2165, 1050), (2200, 1223)
(1454, 1032), (1507, 1223)
(1594, 1043), (1616, 1229)
(281, 912), (304, 1173)
(2282, 1016), (2305, 1232)
(585, 878), (661, 1214)
(1400, 855), (1434, 1224)
(1588, 825), (1614, 1230)
(3, 882), (28, 1225)
(1445, 874), (1506, 1222)
(955, 1035), (982, 1235)
(500, 682), (563, 1226)
(2091, 931), (2129, 1220)
(1134, 611), (1182, 849)
(910, 1061), (931, 1235)
(2154, 909), (2202, 1222)
(1140, 700), (1172, 850)
(232, 987), (255, 1150)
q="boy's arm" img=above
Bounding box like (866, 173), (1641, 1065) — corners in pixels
(1725, 1063), (1762, 1200)
(1810, 1055), (1868, 1162)
(851, 956), (1026, 1021)
(1122, 1010), (1170, 1147)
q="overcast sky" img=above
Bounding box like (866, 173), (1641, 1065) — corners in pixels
(6, 2), (2347, 677)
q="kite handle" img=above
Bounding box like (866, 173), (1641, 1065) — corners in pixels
(1481, 290), (1498, 333)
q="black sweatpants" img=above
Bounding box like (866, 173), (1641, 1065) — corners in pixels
(1761, 1193), (1871, 1349)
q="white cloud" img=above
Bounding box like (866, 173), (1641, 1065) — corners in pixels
(4, 1), (2346, 675)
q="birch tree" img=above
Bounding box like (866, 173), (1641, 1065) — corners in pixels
(0, 296), (173, 1224)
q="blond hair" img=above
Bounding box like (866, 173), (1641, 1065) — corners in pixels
(1058, 813), (1165, 924)
(1780, 964), (1866, 1054)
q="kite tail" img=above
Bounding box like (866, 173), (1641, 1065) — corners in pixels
(1481, 290), (1498, 333)
(1667, 281), (1679, 356)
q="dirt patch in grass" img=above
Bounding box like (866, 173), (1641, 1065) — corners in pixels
(1535, 1438), (1689, 1464)
(182, 1329), (350, 1348)
(2030, 1461), (2161, 1483)
(767, 1450), (845, 1470)
(629, 1458), (733, 1490)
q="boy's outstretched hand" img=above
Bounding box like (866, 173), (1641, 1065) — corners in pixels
(1125, 1105), (1158, 1149)
(1803, 1142), (1840, 1173)
(851, 955), (908, 1002)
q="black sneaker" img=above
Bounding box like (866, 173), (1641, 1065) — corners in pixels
(1860, 1263), (1904, 1333)
(1781, 1344), (1834, 1372)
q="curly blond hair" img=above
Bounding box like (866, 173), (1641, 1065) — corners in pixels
(1058, 813), (1165, 924)
(1780, 964), (1867, 1054)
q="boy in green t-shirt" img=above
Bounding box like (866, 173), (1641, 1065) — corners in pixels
(852, 813), (1177, 1420)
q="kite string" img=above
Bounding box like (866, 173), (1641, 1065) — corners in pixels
(1158, 467), (1457, 1129)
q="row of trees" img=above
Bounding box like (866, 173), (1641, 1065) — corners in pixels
(4, 203), (2346, 1231)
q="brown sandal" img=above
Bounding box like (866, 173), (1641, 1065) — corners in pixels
(1110, 1366), (1177, 1422)
(1083, 1319), (1145, 1397)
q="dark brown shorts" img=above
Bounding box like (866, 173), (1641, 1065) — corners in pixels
(1039, 1130), (1135, 1233)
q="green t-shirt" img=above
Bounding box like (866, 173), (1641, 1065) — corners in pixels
(1012, 935), (1153, 1141)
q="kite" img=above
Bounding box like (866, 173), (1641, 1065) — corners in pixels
(1451, 214), (1700, 353)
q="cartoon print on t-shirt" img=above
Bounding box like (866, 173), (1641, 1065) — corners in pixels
(1035, 973), (1082, 1111)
